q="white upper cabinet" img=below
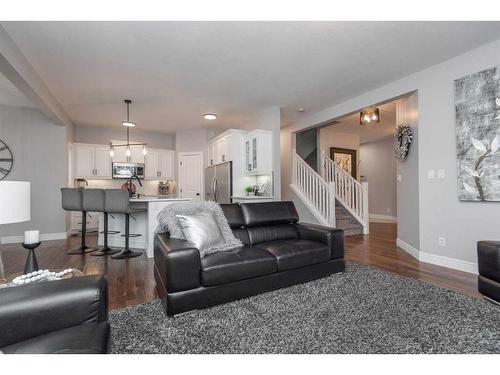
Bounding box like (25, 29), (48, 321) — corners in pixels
(94, 146), (112, 177)
(159, 150), (174, 179)
(145, 149), (174, 179)
(244, 129), (272, 175)
(74, 144), (95, 178)
(145, 150), (159, 179)
(74, 143), (173, 180)
(207, 130), (245, 166)
(130, 146), (145, 164)
(74, 143), (112, 179)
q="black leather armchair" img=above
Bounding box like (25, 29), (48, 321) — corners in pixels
(477, 241), (500, 304)
(154, 201), (345, 316)
(0, 275), (110, 354)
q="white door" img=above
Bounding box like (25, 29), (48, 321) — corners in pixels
(178, 152), (203, 199)
(159, 151), (174, 179)
(75, 144), (95, 178)
(145, 150), (159, 179)
(94, 146), (112, 178)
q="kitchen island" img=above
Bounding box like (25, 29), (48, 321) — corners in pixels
(97, 196), (191, 258)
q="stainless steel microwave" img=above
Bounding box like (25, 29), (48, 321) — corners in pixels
(112, 162), (145, 179)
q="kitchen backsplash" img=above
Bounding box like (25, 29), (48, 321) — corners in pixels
(77, 179), (177, 196)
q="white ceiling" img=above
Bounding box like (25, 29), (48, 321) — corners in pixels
(0, 71), (35, 108)
(321, 101), (397, 144)
(2, 22), (500, 133)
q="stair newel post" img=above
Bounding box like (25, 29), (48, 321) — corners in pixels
(362, 181), (369, 234)
(329, 181), (336, 227)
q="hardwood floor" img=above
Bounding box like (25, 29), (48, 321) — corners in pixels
(0, 222), (480, 310)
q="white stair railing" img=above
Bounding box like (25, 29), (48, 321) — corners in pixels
(290, 150), (335, 226)
(322, 154), (369, 234)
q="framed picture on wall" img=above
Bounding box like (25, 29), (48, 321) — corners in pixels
(330, 147), (357, 179)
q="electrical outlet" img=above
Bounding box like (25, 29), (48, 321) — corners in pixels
(427, 170), (435, 179)
(438, 237), (446, 247)
(437, 169), (445, 179)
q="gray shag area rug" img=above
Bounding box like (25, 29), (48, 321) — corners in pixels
(109, 263), (500, 354)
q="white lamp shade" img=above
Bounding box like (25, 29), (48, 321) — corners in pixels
(0, 181), (31, 224)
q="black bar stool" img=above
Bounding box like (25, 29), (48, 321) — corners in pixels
(104, 189), (143, 259)
(82, 189), (121, 257)
(61, 188), (98, 254)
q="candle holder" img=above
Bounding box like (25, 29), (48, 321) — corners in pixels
(22, 242), (41, 275)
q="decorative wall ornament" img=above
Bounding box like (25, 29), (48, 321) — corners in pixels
(455, 66), (500, 201)
(0, 139), (14, 180)
(393, 124), (413, 161)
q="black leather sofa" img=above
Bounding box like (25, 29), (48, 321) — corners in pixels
(154, 201), (345, 316)
(0, 275), (110, 354)
(477, 241), (500, 304)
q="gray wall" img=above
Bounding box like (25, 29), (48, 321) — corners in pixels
(74, 125), (175, 149)
(396, 93), (419, 249)
(359, 137), (397, 218)
(282, 38), (500, 271)
(0, 104), (67, 238)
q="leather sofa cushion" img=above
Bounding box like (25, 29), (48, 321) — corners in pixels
(477, 241), (500, 283)
(246, 224), (298, 245)
(201, 246), (277, 286)
(1, 322), (110, 354)
(232, 228), (251, 245)
(255, 240), (331, 272)
(220, 204), (245, 228)
(241, 201), (299, 227)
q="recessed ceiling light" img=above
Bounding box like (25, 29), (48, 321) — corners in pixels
(203, 113), (217, 120)
(122, 121), (136, 127)
(298, 108), (305, 112)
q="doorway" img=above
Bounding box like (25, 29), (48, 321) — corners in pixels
(178, 151), (203, 199)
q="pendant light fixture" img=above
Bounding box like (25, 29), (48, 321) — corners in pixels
(109, 100), (147, 159)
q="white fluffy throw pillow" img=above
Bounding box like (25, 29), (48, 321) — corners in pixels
(157, 200), (243, 256)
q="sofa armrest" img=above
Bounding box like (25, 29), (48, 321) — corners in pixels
(0, 275), (108, 348)
(154, 232), (201, 293)
(296, 223), (344, 259)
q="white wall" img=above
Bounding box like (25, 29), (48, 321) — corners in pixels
(359, 138), (397, 219)
(282, 38), (500, 273)
(74, 125), (175, 150)
(0, 104), (67, 240)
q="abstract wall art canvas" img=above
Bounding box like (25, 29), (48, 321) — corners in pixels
(455, 66), (500, 201)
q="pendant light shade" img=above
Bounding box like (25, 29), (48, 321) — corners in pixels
(360, 108), (380, 125)
(109, 99), (147, 159)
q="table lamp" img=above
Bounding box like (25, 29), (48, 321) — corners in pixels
(0, 181), (33, 277)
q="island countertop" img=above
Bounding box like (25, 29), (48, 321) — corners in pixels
(129, 196), (192, 203)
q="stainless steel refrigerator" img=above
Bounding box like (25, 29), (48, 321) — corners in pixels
(205, 161), (232, 204)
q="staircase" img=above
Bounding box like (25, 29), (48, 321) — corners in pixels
(290, 149), (369, 235)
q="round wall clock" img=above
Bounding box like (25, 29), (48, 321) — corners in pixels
(0, 139), (14, 180)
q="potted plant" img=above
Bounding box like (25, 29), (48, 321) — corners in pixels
(245, 186), (254, 197)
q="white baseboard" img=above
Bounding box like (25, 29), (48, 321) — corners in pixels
(370, 214), (397, 223)
(419, 251), (478, 275)
(0, 232), (68, 245)
(396, 238), (419, 259)
(396, 237), (478, 275)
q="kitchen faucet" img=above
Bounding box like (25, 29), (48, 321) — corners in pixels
(128, 174), (143, 198)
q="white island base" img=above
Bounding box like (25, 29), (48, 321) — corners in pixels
(97, 197), (191, 258)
